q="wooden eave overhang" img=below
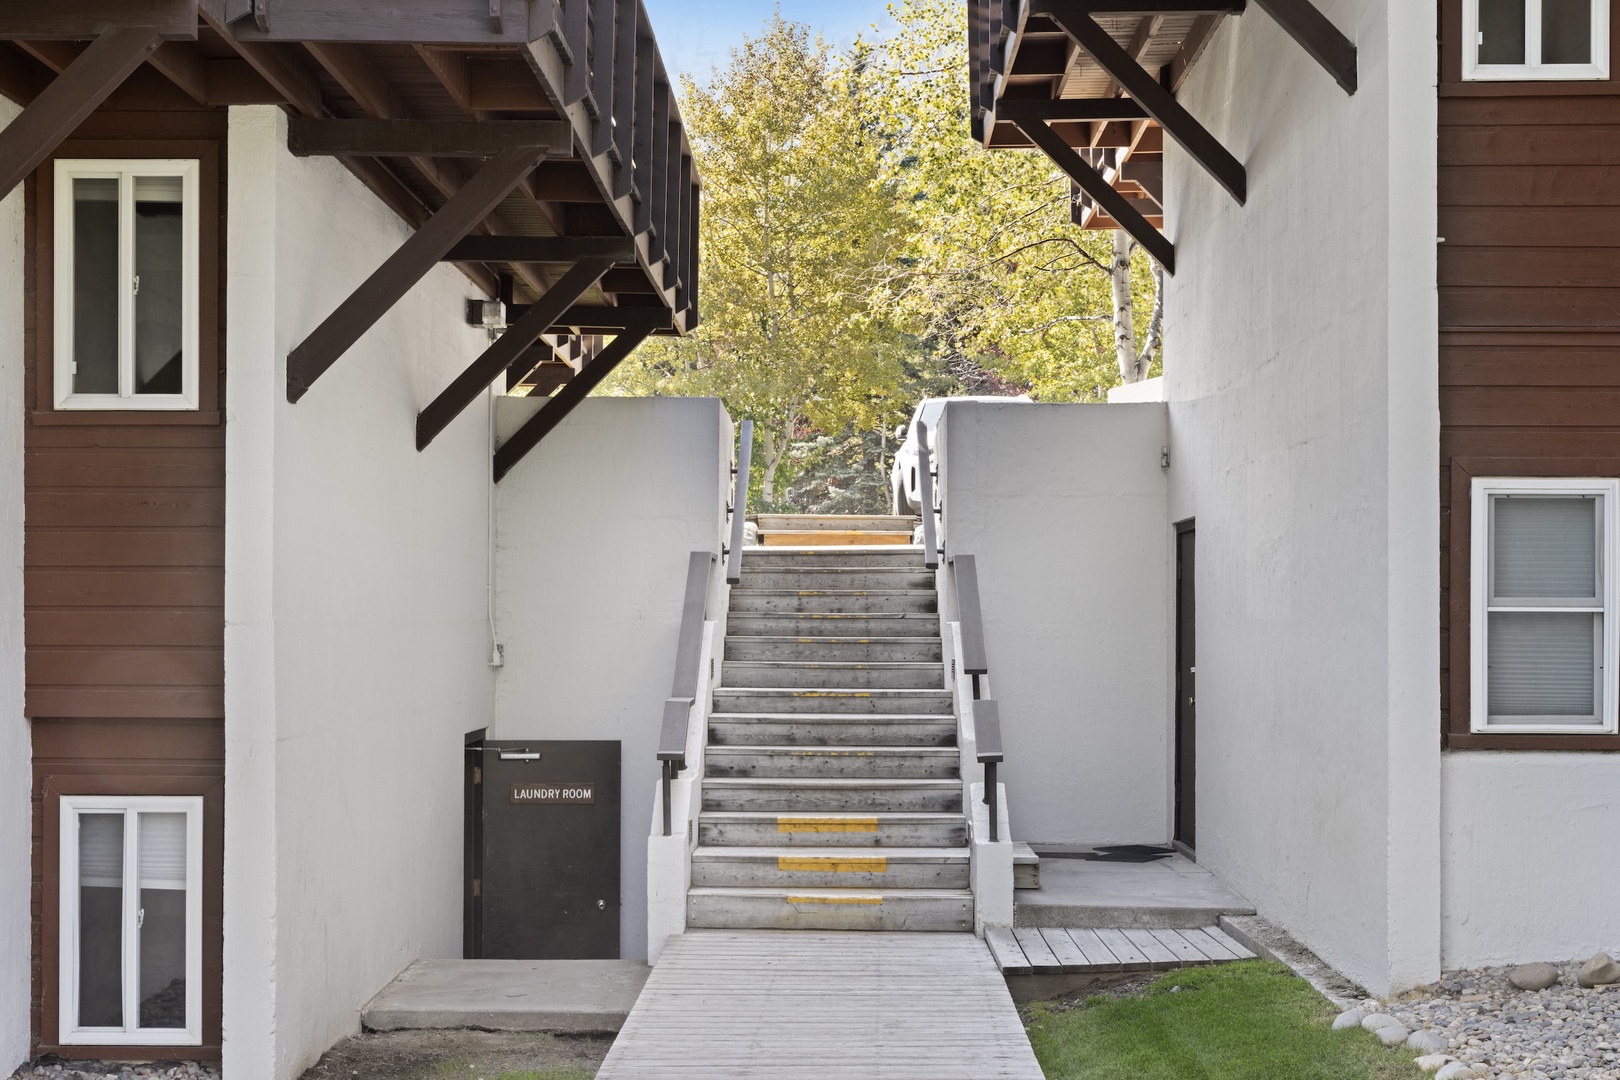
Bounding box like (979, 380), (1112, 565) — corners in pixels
(0, 0), (700, 478)
(970, 0), (1357, 273)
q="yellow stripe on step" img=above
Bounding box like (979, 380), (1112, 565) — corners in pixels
(779, 856), (888, 872)
(777, 816), (880, 833)
(787, 894), (885, 905)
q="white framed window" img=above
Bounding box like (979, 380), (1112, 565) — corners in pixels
(58, 796), (203, 1047)
(1463, 0), (1610, 79)
(53, 159), (200, 411)
(1471, 477), (1620, 734)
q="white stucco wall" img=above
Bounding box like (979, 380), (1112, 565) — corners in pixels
(1441, 753), (1620, 967)
(492, 395), (729, 962)
(225, 106), (496, 1080)
(0, 96), (31, 1076)
(1161, 0), (1440, 995)
(936, 401), (1172, 846)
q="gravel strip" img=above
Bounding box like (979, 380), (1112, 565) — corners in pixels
(10, 1058), (219, 1080)
(1371, 962), (1620, 1078)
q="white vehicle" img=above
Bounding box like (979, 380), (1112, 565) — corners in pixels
(890, 396), (1032, 514)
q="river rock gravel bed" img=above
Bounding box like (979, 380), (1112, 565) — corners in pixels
(9, 1060), (219, 1080)
(1373, 962), (1620, 1078)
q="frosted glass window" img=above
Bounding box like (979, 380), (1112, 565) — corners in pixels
(60, 798), (201, 1046)
(53, 161), (199, 410)
(1472, 479), (1619, 734)
(1479, 0), (1527, 63)
(1543, 0), (1594, 62)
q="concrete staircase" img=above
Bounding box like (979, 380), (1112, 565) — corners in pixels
(686, 545), (973, 931)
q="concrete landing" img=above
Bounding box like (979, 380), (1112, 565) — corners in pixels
(596, 930), (1043, 1078)
(361, 959), (649, 1033)
(1014, 853), (1254, 929)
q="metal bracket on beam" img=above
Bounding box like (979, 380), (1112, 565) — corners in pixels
(1015, 119), (1174, 273)
(1039, 4), (1246, 204)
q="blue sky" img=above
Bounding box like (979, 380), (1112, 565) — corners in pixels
(642, 0), (895, 85)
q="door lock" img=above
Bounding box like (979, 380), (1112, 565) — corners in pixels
(596, 899), (606, 910)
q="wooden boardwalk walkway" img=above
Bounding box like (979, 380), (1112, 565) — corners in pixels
(986, 924), (1256, 975)
(595, 930), (1044, 1079)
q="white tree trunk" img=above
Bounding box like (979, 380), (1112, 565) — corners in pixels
(1133, 258), (1165, 382)
(1111, 230), (1139, 383)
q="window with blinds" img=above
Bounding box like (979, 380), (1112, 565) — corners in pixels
(1472, 478), (1620, 734)
(58, 796), (202, 1046)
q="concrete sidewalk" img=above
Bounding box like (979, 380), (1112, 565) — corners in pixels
(361, 959), (650, 1033)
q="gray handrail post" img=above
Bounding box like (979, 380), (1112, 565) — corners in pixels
(725, 420), (754, 585)
(975, 699), (1004, 843)
(917, 419), (939, 570)
(658, 550), (714, 836)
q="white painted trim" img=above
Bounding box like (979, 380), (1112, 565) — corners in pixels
(1469, 476), (1620, 734)
(52, 160), (200, 411)
(1462, 0), (1610, 80)
(57, 796), (204, 1047)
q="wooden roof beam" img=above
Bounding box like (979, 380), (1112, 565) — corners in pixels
(493, 319), (658, 481)
(416, 256), (613, 451)
(442, 235), (636, 263)
(0, 0), (197, 40)
(1251, 0), (1356, 93)
(287, 118), (570, 157)
(1016, 117), (1174, 272)
(286, 145), (551, 403)
(1040, 4), (1245, 204)
(0, 26), (163, 202)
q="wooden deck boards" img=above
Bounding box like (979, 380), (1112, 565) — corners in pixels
(988, 925), (1256, 975)
(596, 930), (1043, 1078)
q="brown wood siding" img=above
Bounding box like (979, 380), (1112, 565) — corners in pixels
(19, 99), (228, 1056)
(30, 718), (224, 1059)
(1439, 0), (1620, 750)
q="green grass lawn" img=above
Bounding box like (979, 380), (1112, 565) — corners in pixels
(1025, 961), (1428, 1080)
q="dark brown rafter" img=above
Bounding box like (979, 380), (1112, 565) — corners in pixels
(502, 303), (675, 331)
(287, 145), (552, 403)
(493, 318), (658, 481)
(441, 235), (635, 262)
(416, 256), (614, 450)
(0, 0), (197, 39)
(286, 118), (570, 157)
(1250, 0), (1356, 93)
(1039, 4), (1245, 204)
(1016, 118), (1174, 272)
(0, 26), (164, 202)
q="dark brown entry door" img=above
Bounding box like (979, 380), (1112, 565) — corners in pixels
(1174, 524), (1196, 849)
(474, 740), (621, 959)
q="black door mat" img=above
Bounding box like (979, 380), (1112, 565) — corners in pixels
(1030, 845), (1176, 863)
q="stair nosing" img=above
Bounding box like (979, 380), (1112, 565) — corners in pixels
(691, 845), (969, 860)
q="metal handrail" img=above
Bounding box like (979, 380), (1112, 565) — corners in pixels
(916, 419), (940, 570)
(951, 552), (1003, 842)
(725, 420), (753, 585)
(658, 550), (714, 836)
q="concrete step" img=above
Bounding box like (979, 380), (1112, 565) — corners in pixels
(724, 636), (944, 663)
(741, 548), (926, 568)
(759, 531), (915, 547)
(706, 745), (959, 780)
(686, 887), (973, 931)
(708, 713), (956, 747)
(711, 687), (954, 715)
(702, 777), (964, 813)
(755, 514), (917, 532)
(690, 846), (971, 889)
(725, 613), (941, 638)
(728, 589), (938, 614)
(721, 661), (944, 690)
(697, 811), (968, 848)
(735, 567), (937, 590)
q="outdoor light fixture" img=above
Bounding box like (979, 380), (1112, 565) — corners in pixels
(498, 749), (541, 761)
(465, 298), (506, 330)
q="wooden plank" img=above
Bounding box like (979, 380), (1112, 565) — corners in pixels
(1440, 126), (1620, 167)
(1150, 928), (1213, 965)
(26, 686), (223, 718)
(1439, 247), (1620, 288)
(1067, 928), (1125, 971)
(26, 609), (223, 648)
(26, 491), (224, 528)
(287, 118), (570, 157)
(29, 647), (223, 687)
(984, 926), (1030, 974)
(0, 26), (164, 202)
(1438, 165), (1620, 207)
(442, 234), (635, 263)
(1195, 925), (1256, 960)
(1440, 207), (1620, 247)
(219, 0), (538, 44)
(1180, 927), (1242, 961)
(1012, 928), (1064, 973)
(0, 0), (196, 39)
(1122, 927), (1180, 968)
(25, 530), (222, 568)
(26, 569), (223, 608)
(286, 144), (550, 403)
(1442, 287), (1620, 329)
(1038, 928), (1091, 970)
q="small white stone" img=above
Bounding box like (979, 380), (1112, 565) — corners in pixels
(1377, 1025), (1412, 1047)
(1407, 1029), (1449, 1055)
(1434, 1064), (1475, 1080)
(1333, 1008), (1367, 1029)
(1362, 1012), (1403, 1032)
(1414, 1055), (1454, 1073)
